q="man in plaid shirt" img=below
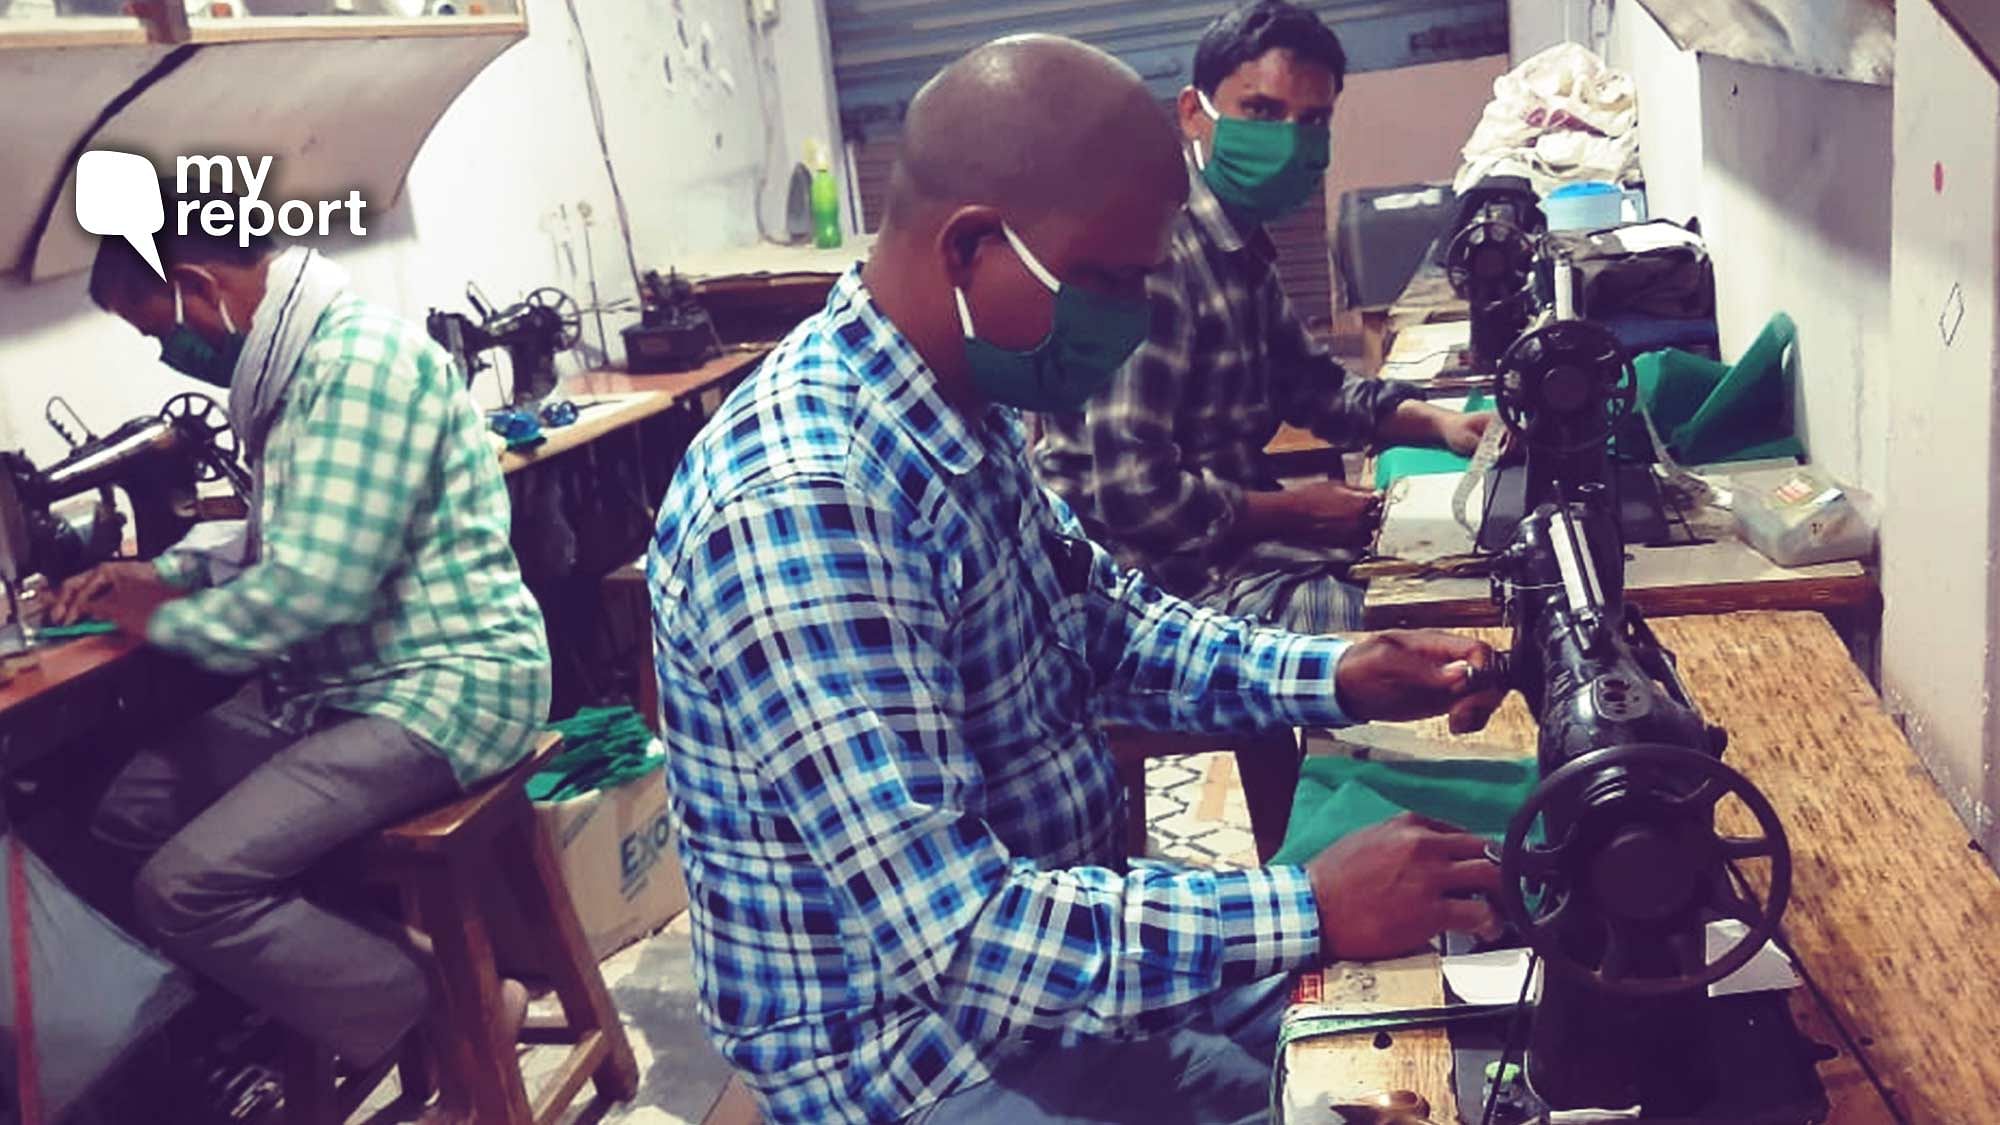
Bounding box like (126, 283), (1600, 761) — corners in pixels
(652, 37), (1505, 1125)
(1035, 1), (1496, 633)
(58, 201), (549, 1110)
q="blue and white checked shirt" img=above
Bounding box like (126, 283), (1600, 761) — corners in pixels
(649, 270), (1354, 1124)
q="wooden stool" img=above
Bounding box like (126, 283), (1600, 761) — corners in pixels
(1107, 727), (1303, 863)
(286, 732), (640, 1124)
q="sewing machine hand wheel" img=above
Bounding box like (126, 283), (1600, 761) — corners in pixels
(1494, 320), (1637, 455)
(160, 392), (247, 491)
(524, 286), (583, 350)
(1498, 743), (1792, 998)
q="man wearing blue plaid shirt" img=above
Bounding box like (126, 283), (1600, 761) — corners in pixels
(652, 37), (1505, 1125)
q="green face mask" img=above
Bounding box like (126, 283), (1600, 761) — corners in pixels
(1195, 89), (1332, 224)
(160, 281), (245, 390)
(955, 224), (1149, 415)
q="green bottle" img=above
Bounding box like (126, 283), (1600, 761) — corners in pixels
(808, 140), (842, 250)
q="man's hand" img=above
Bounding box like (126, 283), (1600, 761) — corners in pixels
(1335, 630), (1506, 734)
(1307, 812), (1503, 961)
(1440, 411), (1501, 457)
(49, 561), (182, 637)
(1243, 480), (1383, 548)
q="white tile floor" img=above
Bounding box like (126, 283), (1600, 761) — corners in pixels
(362, 752), (1257, 1124)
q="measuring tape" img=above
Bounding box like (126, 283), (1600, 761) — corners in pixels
(1452, 420), (1513, 535)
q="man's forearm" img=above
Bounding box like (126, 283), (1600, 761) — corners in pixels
(1376, 400), (1458, 449)
(1232, 488), (1295, 544)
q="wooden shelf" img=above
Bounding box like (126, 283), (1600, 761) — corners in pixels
(187, 13), (524, 44)
(0, 17), (151, 50)
(0, 11), (522, 51)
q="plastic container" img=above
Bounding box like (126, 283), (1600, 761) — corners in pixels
(1731, 465), (1878, 567)
(807, 140), (842, 250)
(1543, 180), (1627, 231)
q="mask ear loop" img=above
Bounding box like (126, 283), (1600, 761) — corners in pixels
(956, 224), (1059, 342)
(954, 289), (978, 339)
(999, 224), (1061, 293)
(173, 281), (186, 325)
(1192, 89), (1223, 171)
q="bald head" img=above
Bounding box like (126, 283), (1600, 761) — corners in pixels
(886, 35), (1187, 229)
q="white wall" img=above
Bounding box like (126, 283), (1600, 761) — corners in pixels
(1880, 0), (2000, 856)
(1510, 0), (1605, 64)
(1605, 0), (1701, 226)
(1597, 0), (1894, 498)
(0, 0), (820, 466)
(1695, 57), (1893, 495)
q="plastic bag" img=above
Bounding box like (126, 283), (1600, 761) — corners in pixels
(1455, 43), (1642, 196)
(0, 835), (192, 1123)
(1731, 465), (1878, 567)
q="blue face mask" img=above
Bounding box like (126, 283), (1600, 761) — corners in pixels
(160, 281), (244, 390)
(954, 224), (1149, 415)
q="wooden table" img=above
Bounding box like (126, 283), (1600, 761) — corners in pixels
(500, 348), (767, 476)
(1387, 259), (1469, 335)
(1281, 611), (2000, 1124)
(0, 348), (772, 756)
(1363, 470), (1875, 629)
(0, 632), (233, 768)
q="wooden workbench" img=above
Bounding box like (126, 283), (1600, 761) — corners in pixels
(1364, 470), (1875, 629)
(1281, 611), (2000, 1124)
(499, 348), (768, 475)
(0, 348), (773, 752)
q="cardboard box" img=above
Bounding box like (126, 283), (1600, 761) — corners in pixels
(490, 763), (688, 968)
(537, 763), (689, 961)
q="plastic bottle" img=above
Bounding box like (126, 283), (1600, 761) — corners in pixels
(808, 140), (842, 250)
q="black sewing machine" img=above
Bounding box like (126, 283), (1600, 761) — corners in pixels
(1467, 252), (1672, 553)
(426, 284), (582, 404)
(1442, 176), (1545, 375)
(1444, 308), (1829, 1122)
(0, 393), (248, 589)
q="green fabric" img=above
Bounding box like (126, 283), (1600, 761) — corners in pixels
(147, 295), (552, 787)
(37, 621), (117, 639)
(1628, 312), (1805, 466)
(1372, 393), (1493, 489)
(529, 705), (664, 802)
(1270, 754), (1539, 867)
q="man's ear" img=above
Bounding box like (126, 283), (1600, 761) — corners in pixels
(168, 263), (222, 305)
(1176, 86), (1211, 146)
(935, 205), (1005, 289)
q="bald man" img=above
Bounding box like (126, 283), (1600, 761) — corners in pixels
(649, 36), (1505, 1125)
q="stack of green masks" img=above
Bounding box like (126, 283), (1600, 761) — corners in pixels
(529, 706), (665, 802)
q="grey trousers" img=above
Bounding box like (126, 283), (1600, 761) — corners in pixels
(92, 687), (461, 1064)
(906, 973), (1294, 1125)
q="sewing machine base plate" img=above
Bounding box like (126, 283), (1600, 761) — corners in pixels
(1444, 936), (1829, 1124)
(1475, 462), (1673, 553)
(1446, 993), (1830, 1123)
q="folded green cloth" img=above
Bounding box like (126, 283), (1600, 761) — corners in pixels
(1624, 312), (1805, 466)
(1270, 755), (1539, 867)
(529, 706), (664, 802)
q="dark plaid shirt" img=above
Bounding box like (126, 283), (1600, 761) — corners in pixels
(1033, 169), (1417, 594)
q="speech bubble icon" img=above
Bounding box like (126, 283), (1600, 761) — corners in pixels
(75, 150), (166, 281)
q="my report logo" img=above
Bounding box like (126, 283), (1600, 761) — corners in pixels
(75, 150), (369, 280)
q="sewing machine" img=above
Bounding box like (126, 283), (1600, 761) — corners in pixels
(1442, 176), (1544, 375)
(1462, 251), (1673, 553)
(1449, 304), (1830, 1121)
(426, 284), (582, 404)
(0, 394), (248, 638)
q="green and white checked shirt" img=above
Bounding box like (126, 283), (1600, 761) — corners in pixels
(149, 295), (551, 787)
